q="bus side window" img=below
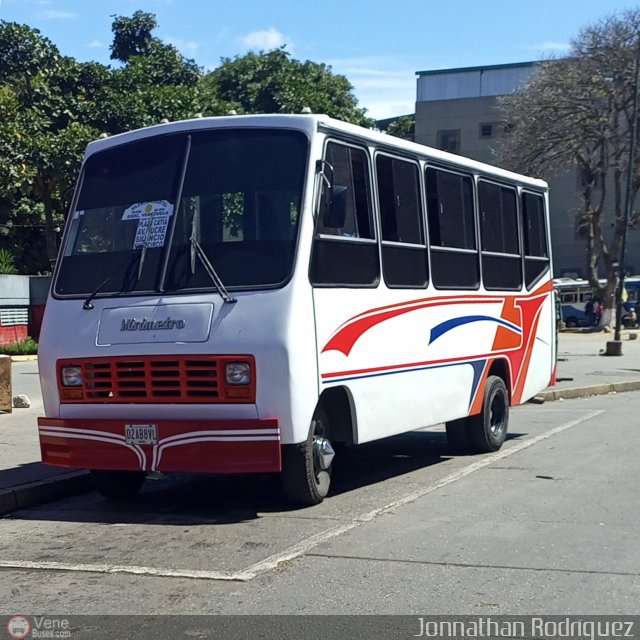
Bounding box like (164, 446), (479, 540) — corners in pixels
(376, 153), (428, 289)
(478, 180), (521, 290)
(310, 141), (379, 287)
(425, 166), (479, 289)
(521, 191), (550, 289)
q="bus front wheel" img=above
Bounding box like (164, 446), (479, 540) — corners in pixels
(90, 470), (146, 499)
(281, 408), (335, 506)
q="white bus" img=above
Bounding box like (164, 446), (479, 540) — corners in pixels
(37, 114), (555, 505)
(553, 278), (594, 327)
(554, 276), (640, 328)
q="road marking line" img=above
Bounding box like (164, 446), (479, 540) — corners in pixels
(240, 409), (604, 579)
(0, 410), (602, 582)
(0, 559), (249, 582)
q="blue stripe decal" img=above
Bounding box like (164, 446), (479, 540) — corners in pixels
(468, 360), (487, 410)
(323, 359), (486, 385)
(429, 315), (522, 345)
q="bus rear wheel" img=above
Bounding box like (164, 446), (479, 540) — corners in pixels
(446, 375), (509, 454)
(90, 470), (146, 499)
(281, 408), (335, 506)
(468, 375), (509, 453)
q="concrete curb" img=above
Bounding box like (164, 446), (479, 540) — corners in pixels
(536, 380), (640, 402)
(0, 471), (92, 516)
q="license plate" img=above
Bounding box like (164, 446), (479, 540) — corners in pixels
(125, 423), (158, 445)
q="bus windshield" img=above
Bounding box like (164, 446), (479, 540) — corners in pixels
(54, 128), (308, 298)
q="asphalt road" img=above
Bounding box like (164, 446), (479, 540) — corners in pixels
(1, 390), (638, 632)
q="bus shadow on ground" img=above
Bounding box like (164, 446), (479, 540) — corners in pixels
(13, 430), (526, 526)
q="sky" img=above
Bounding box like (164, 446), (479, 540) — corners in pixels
(0, 0), (638, 120)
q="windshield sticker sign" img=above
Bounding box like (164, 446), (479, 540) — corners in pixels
(122, 200), (174, 249)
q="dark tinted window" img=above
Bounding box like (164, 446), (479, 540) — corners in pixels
(522, 191), (550, 289)
(479, 180), (521, 290)
(315, 143), (374, 239)
(56, 130), (307, 297)
(479, 181), (518, 254)
(310, 141), (379, 287)
(376, 154), (427, 288)
(522, 192), (548, 257)
(425, 166), (478, 289)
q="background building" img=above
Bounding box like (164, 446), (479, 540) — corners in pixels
(413, 62), (639, 279)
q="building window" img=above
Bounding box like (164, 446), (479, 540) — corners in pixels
(436, 129), (460, 154)
(479, 123), (494, 138)
(479, 122), (510, 139)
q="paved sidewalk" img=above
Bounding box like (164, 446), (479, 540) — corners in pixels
(1, 329), (640, 515)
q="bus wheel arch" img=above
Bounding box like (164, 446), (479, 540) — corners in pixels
(445, 360), (510, 454)
(318, 385), (357, 446)
(280, 386), (355, 506)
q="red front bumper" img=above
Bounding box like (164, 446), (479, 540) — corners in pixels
(38, 417), (281, 474)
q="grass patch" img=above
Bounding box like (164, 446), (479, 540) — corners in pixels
(0, 337), (38, 356)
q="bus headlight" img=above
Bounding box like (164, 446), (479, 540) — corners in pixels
(225, 362), (251, 385)
(61, 365), (83, 387)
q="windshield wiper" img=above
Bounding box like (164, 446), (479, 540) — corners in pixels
(136, 203), (162, 281)
(189, 207), (236, 304)
(82, 249), (142, 310)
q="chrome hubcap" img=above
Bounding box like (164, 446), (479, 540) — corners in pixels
(313, 436), (335, 471)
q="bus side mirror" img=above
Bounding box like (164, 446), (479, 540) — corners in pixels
(323, 185), (348, 229)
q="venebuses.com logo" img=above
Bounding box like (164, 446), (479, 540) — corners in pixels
(6, 615), (71, 638)
(7, 616), (30, 639)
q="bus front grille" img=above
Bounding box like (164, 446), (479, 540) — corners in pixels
(61, 356), (222, 403)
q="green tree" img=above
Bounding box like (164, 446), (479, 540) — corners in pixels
(497, 8), (640, 320)
(0, 23), (89, 270)
(100, 12), (223, 132)
(0, 15), (218, 271)
(206, 48), (374, 127)
(110, 10), (158, 63)
(0, 13), (375, 272)
(384, 115), (415, 141)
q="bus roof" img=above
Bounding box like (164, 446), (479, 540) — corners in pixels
(85, 113), (549, 190)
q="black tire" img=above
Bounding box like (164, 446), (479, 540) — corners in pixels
(564, 317), (577, 328)
(281, 408), (334, 506)
(468, 375), (509, 453)
(445, 417), (471, 453)
(90, 470), (146, 499)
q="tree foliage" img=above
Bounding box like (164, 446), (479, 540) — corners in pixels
(0, 15), (210, 271)
(384, 115), (415, 141)
(206, 48), (374, 127)
(0, 13), (374, 273)
(110, 10), (158, 63)
(498, 8), (640, 313)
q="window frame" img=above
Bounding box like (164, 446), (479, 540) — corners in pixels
(374, 150), (429, 290)
(309, 138), (380, 288)
(477, 177), (523, 291)
(520, 189), (550, 291)
(425, 163), (480, 291)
